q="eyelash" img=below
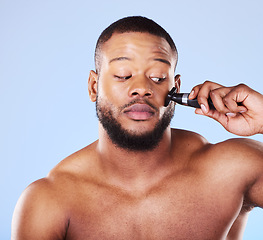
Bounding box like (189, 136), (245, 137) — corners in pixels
(150, 77), (166, 83)
(114, 75), (166, 83)
(114, 75), (132, 80)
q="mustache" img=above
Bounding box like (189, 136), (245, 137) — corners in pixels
(120, 99), (158, 112)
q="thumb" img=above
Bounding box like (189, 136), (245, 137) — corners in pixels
(195, 108), (229, 126)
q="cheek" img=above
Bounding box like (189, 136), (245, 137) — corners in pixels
(154, 85), (170, 107)
(97, 95), (119, 120)
(99, 78), (127, 105)
(97, 82), (124, 114)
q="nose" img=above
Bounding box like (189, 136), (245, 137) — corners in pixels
(128, 76), (153, 98)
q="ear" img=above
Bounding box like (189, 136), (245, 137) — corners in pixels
(88, 70), (98, 102)
(174, 74), (181, 93)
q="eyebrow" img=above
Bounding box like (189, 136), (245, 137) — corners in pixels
(109, 57), (131, 63)
(153, 58), (171, 66)
(109, 56), (171, 66)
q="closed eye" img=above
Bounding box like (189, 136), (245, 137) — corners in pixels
(114, 75), (132, 80)
(150, 77), (166, 83)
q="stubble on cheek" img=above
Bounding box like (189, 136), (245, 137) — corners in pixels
(95, 94), (175, 151)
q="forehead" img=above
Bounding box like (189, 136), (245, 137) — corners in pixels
(100, 32), (176, 63)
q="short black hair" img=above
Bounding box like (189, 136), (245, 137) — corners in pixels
(94, 16), (178, 73)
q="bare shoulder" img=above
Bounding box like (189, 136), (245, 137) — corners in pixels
(212, 138), (263, 209)
(172, 127), (263, 164)
(48, 140), (99, 180)
(171, 128), (209, 152)
(208, 137), (263, 163)
(198, 137), (263, 200)
(171, 128), (263, 188)
(12, 141), (99, 240)
(12, 177), (69, 240)
(171, 128), (208, 141)
(193, 136), (263, 173)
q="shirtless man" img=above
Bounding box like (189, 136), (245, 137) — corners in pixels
(12, 16), (263, 240)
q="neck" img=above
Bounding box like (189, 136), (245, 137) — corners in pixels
(96, 124), (174, 192)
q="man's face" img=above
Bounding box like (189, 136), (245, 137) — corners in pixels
(92, 32), (179, 151)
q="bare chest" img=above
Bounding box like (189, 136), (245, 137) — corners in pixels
(64, 177), (244, 240)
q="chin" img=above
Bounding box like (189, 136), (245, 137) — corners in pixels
(122, 119), (158, 133)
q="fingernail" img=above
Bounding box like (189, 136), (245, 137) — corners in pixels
(226, 112), (236, 117)
(201, 104), (207, 113)
(190, 90), (194, 96)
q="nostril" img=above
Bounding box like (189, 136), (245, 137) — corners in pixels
(131, 91), (151, 97)
(130, 87), (153, 97)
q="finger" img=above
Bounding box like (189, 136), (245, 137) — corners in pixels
(189, 84), (202, 100)
(197, 81), (223, 113)
(229, 84), (251, 103)
(209, 86), (247, 114)
(195, 107), (229, 127)
(195, 108), (204, 115)
(223, 96), (248, 113)
(222, 85), (249, 113)
(209, 87), (232, 113)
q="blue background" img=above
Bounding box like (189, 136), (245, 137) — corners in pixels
(1, 0), (262, 238)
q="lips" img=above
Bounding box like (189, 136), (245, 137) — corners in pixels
(123, 103), (155, 120)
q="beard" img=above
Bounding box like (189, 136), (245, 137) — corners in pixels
(96, 97), (175, 152)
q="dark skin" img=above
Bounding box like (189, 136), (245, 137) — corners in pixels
(12, 32), (263, 240)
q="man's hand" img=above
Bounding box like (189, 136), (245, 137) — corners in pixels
(189, 81), (263, 136)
